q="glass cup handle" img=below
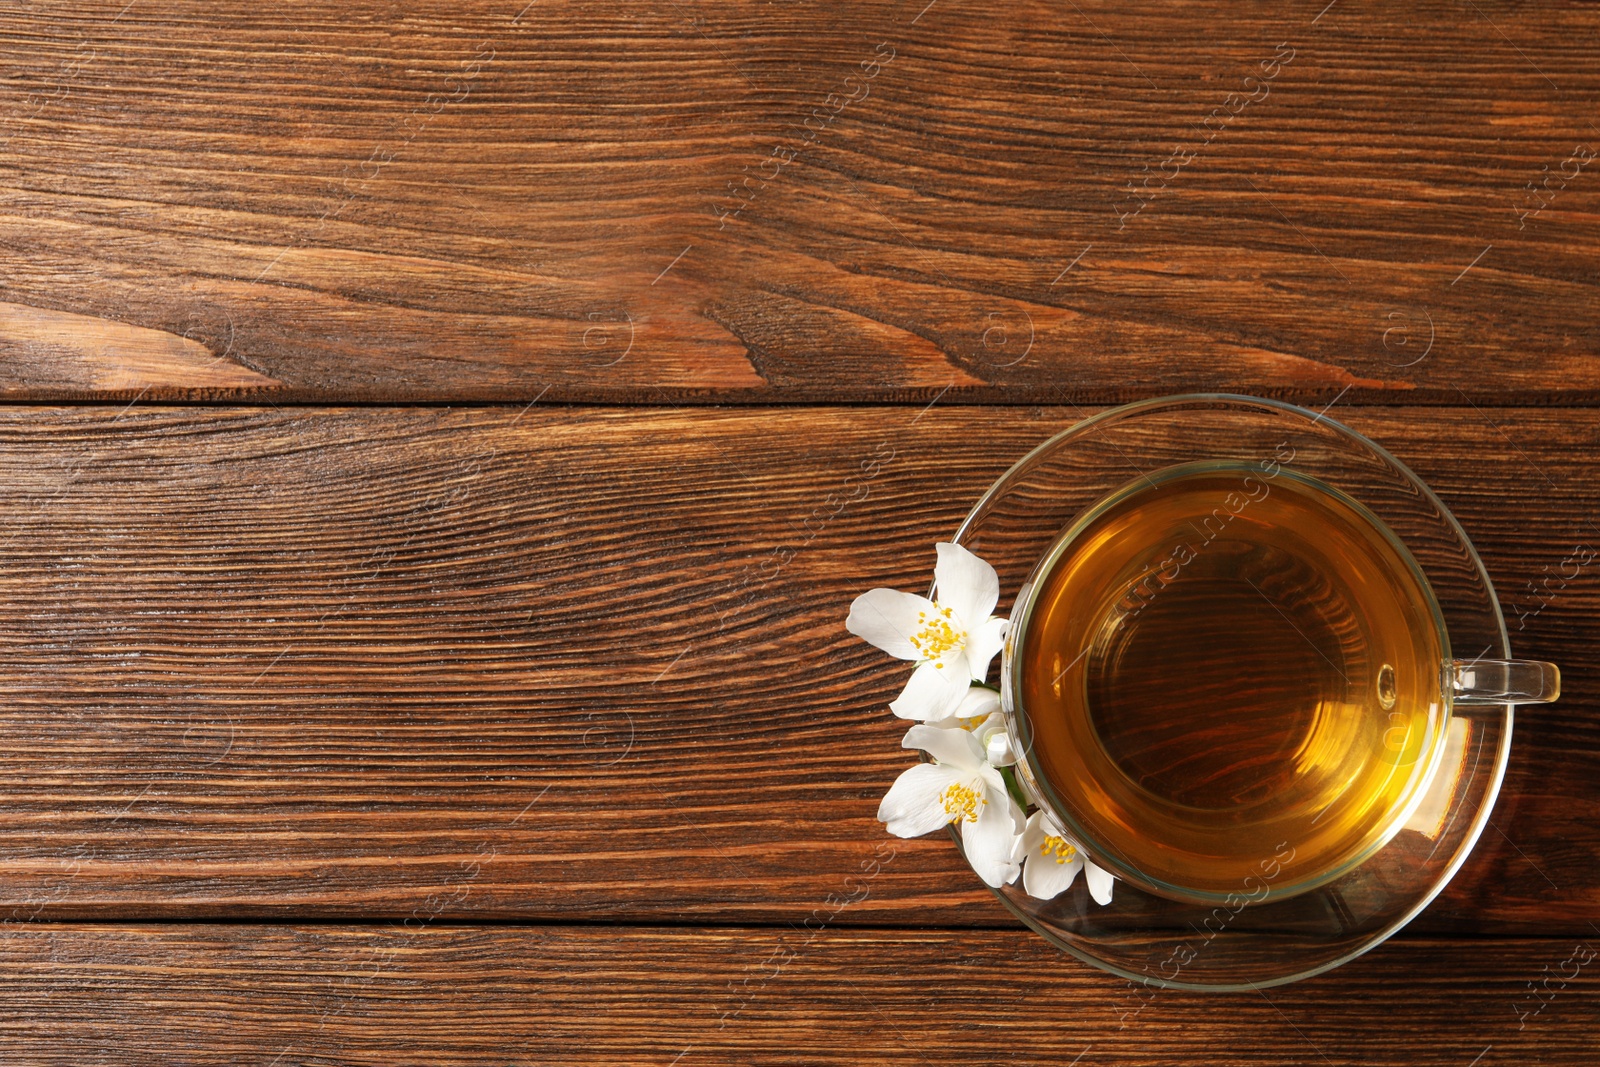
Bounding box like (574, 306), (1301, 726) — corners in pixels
(1450, 658), (1561, 706)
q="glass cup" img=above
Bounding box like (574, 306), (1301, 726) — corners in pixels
(952, 394), (1559, 986)
(1001, 458), (1559, 905)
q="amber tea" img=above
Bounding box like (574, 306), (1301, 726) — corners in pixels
(1014, 461), (1447, 899)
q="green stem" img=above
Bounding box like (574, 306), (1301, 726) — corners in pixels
(999, 765), (1032, 812)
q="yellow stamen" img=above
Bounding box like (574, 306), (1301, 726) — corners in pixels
(1041, 835), (1077, 865)
(909, 605), (966, 662)
(939, 782), (985, 825)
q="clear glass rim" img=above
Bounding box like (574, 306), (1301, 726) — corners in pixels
(946, 392), (1514, 990)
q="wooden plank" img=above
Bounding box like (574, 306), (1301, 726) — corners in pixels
(0, 925), (1590, 1064)
(0, 404), (1591, 930)
(0, 2), (1598, 402)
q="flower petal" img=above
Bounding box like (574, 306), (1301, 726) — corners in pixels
(901, 721), (987, 771)
(1013, 810), (1047, 863)
(1084, 858), (1116, 905)
(933, 542), (1000, 630)
(1022, 844), (1084, 901)
(846, 588), (935, 661)
(976, 763), (1020, 817)
(951, 685), (1001, 722)
(960, 788), (1024, 888)
(876, 763), (959, 838)
(890, 658), (972, 722)
(964, 616), (1009, 682)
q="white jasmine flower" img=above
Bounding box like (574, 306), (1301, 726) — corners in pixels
(877, 721), (1024, 888)
(1015, 810), (1115, 905)
(846, 543), (1010, 721)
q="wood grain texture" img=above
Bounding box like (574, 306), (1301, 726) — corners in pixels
(0, 301), (281, 394)
(0, 404), (1591, 932)
(0, 925), (1590, 1065)
(1, 2), (1599, 402)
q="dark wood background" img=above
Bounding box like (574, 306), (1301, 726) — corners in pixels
(0, 1), (1596, 1063)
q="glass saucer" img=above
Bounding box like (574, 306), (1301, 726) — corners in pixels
(944, 394), (1513, 990)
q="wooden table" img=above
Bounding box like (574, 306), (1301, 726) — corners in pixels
(0, 1), (1595, 1062)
